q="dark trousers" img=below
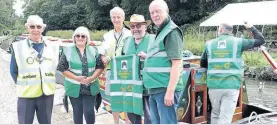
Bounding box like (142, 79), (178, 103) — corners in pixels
(69, 94), (96, 124)
(127, 96), (151, 124)
(17, 95), (54, 124)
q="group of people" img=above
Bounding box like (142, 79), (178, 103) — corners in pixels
(9, 0), (266, 124)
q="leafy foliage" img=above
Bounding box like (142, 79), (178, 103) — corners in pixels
(23, 0), (271, 31)
(0, 0), (16, 34)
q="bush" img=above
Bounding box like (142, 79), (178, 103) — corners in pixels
(242, 51), (277, 68)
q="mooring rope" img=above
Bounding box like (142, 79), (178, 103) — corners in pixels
(248, 111), (272, 124)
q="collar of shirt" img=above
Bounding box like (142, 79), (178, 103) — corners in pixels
(156, 16), (171, 36)
(29, 38), (43, 44)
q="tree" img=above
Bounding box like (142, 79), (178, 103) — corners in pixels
(0, 0), (16, 33)
(22, 0), (271, 31)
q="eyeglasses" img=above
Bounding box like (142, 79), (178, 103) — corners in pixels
(130, 23), (146, 29)
(29, 25), (43, 29)
(75, 34), (86, 39)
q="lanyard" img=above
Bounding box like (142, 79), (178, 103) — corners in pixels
(27, 39), (46, 63)
(114, 30), (124, 52)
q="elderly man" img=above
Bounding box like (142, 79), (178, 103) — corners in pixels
(200, 22), (265, 124)
(142, 0), (184, 124)
(10, 15), (59, 124)
(100, 6), (132, 124)
(121, 14), (155, 124)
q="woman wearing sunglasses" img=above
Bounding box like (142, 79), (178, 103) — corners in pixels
(57, 26), (104, 124)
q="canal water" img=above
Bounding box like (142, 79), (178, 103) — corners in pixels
(245, 78), (277, 112)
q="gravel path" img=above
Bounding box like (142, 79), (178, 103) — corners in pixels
(0, 48), (114, 124)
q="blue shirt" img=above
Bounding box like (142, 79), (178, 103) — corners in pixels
(10, 40), (44, 83)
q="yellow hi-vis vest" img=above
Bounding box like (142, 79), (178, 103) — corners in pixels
(12, 38), (59, 98)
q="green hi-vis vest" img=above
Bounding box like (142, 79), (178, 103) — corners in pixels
(12, 38), (59, 98)
(110, 55), (143, 116)
(63, 46), (100, 98)
(123, 33), (155, 55)
(143, 21), (183, 89)
(123, 33), (155, 95)
(206, 35), (243, 90)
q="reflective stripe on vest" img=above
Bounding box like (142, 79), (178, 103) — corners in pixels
(144, 67), (171, 72)
(65, 77), (80, 85)
(70, 68), (95, 74)
(109, 92), (142, 98)
(208, 70), (242, 74)
(110, 80), (142, 85)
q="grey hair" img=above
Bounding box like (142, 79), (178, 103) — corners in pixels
(25, 15), (46, 27)
(110, 7), (125, 18)
(219, 23), (233, 34)
(72, 26), (91, 45)
(149, 0), (169, 11)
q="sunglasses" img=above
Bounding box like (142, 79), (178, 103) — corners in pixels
(130, 23), (146, 29)
(29, 25), (43, 29)
(75, 34), (86, 39)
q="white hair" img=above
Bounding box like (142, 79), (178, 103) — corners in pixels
(110, 7), (125, 18)
(150, 0), (169, 11)
(72, 26), (91, 44)
(25, 15), (46, 27)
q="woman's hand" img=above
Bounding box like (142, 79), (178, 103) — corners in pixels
(74, 76), (86, 82)
(80, 77), (94, 85)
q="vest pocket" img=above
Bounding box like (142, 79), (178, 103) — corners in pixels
(64, 81), (80, 98)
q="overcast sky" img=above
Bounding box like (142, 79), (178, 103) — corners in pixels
(13, 0), (24, 16)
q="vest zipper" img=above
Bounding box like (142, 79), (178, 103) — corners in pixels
(39, 67), (44, 94)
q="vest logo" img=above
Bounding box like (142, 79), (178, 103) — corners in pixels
(22, 74), (36, 79)
(121, 60), (128, 70)
(45, 72), (54, 77)
(26, 57), (35, 64)
(120, 85), (133, 92)
(217, 40), (226, 49)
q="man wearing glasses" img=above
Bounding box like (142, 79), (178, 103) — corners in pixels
(121, 14), (155, 124)
(10, 15), (60, 124)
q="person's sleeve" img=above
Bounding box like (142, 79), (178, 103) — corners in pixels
(164, 29), (184, 59)
(241, 26), (265, 51)
(10, 47), (18, 83)
(57, 53), (69, 72)
(100, 35), (109, 55)
(95, 54), (105, 69)
(200, 44), (208, 68)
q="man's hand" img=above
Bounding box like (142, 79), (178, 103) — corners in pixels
(244, 21), (253, 29)
(138, 51), (147, 59)
(75, 76), (86, 82)
(164, 90), (174, 106)
(101, 55), (110, 64)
